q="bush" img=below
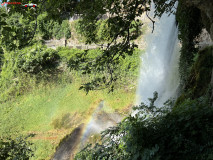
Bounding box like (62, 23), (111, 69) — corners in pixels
(52, 21), (62, 40)
(117, 48), (141, 77)
(57, 47), (85, 70)
(3, 12), (36, 50)
(53, 20), (71, 40)
(17, 44), (60, 74)
(0, 136), (34, 160)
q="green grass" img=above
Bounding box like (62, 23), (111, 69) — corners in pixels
(0, 78), (136, 159)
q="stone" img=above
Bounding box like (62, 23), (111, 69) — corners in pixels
(185, 0), (213, 40)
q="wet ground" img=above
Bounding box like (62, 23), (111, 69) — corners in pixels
(52, 124), (84, 160)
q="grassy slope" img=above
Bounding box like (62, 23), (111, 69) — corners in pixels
(0, 79), (136, 159)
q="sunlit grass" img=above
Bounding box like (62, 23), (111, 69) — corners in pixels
(0, 77), (135, 159)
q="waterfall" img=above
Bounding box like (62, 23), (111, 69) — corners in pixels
(80, 101), (122, 148)
(136, 4), (180, 107)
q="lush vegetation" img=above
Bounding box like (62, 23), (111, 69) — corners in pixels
(0, 41), (141, 159)
(74, 1), (213, 159)
(0, 0), (212, 159)
(0, 3), (144, 157)
(0, 0), (161, 91)
(75, 93), (213, 160)
(0, 43), (141, 101)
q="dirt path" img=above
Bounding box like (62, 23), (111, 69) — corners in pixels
(52, 124), (84, 160)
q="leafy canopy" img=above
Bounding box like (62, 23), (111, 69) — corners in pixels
(1, 0), (177, 92)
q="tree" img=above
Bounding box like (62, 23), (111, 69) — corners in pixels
(1, 0), (177, 92)
(0, 5), (37, 50)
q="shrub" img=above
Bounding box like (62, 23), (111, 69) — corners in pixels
(0, 136), (34, 160)
(17, 44), (60, 74)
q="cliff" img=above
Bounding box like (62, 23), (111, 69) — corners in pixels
(185, 0), (213, 40)
(176, 0), (213, 105)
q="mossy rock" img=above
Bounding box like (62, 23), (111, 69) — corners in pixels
(175, 93), (186, 107)
(185, 46), (213, 99)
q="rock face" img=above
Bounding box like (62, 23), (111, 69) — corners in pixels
(197, 29), (213, 50)
(184, 0), (213, 104)
(185, 0), (213, 40)
(211, 69), (213, 106)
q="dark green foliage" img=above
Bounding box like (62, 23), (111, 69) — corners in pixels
(176, 1), (203, 89)
(0, 7), (8, 35)
(0, 6), (37, 50)
(0, 136), (34, 160)
(183, 46), (213, 99)
(57, 47), (86, 70)
(0, 8), (7, 69)
(0, 47), (3, 68)
(75, 93), (213, 160)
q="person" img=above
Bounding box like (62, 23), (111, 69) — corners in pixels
(65, 39), (67, 47)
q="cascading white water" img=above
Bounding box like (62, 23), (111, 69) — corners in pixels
(136, 4), (180, 107)
(80, 101), (122, 148)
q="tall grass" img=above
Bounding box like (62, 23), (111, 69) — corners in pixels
(0, 72), (136, 159)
